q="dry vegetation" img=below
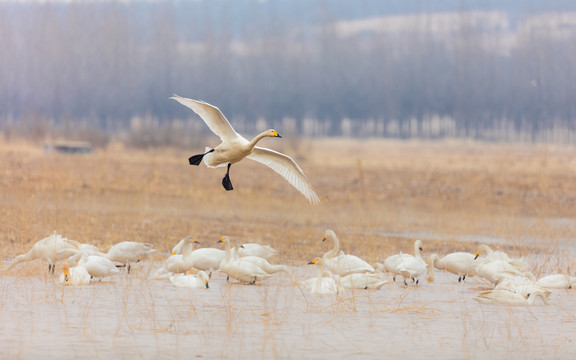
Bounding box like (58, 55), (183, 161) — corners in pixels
(1, 138), (575, 268)
(2, 138), (576, 358)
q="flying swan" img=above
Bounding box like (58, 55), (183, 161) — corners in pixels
(170, 95), (320, 204)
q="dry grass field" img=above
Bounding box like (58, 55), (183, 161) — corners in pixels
(1, 137), (576, 359)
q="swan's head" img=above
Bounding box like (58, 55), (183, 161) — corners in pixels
(475, 244), (493, 259)
(308, 258), (321, 265)
(62, 262), (71, 282)
(415, 239), (423, 251)
(267, 129), (282, 138)
(323, 230), (336, 242)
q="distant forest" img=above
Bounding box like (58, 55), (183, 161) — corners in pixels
(1, 0), (576, 144)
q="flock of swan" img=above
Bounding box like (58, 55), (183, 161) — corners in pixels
(4, 230), (574, 306)
(4, 96), (572, 308)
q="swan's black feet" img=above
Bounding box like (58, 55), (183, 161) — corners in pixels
(222, 174), (234, 191)
(189, 149), (214, 166)
(222, 163), (234, 191)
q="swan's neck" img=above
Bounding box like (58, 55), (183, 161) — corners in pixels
(248, 131), (271, 149)
(414, 243), (422, 258)
(324, 233), (340, 258)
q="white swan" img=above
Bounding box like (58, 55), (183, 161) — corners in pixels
(473, 289), (550, 305)
(428, 252), (477, 282)
(8, 231), (80, 273)
(320, 230), (374, 276)
(217, 237), (272, 284)
(475, 259), (524, 285)
(302, 271), (343, 295)
(74, 253), (120, 280)
(170, 270), (210, 289)
(59, 262), (91, 285)
(475, 244), (529, 271)
(382, 239), (426, 284)
(494, 274), (551, 299)
(536, 274), (576, 289)
(163, 236), (201, 274)
(239, 243), (279, 259)
(171, 95), (319, 204)
(104, 241), (156, 273)
(335, 273), (388, 290)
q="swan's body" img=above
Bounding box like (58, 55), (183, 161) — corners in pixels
(170, 271), (210, 289)
(218, 237), (272, 284)
(383, 240), (426, 284)
(186, 248), (226, 272)
(536, 274), (576, 289)
(78, 255), (120, 280)
(336, 273), (388, 290)
(239, 243), (279, 259)
(475, 259), (524, 285)
(473, 289), (550, 305)
(303, 271), (343, 295)
(59, 262), (91, 285)
(239, 255), (296, 283)
(8, 232), (80, 273)
(171, 95), (319, 204)
(475, 244), (529, 271)
(428, 252), (476, 282)
(320, 230), (374, 276)
(494, 274), (551, 298)
(105, 241), (155, 273)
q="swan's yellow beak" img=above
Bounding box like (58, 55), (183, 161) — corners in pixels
(474, 250), (479, 260)
(205, 280), (209, 289)
(272, 130), (282, 138)
(217, 237), (224, 243)
(322, 235), (327, 242)
(307, 258), (318, 265)
(193, 238), (199, 244)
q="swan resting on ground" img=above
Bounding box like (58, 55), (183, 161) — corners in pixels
(335, 273), (388, 290)
(536, 274), (576, 289)
(217, 237), (272, 284)
(171, 95), (319, 204)
(59, 262), (91, 285)
(302, 271), (343, 295)
(239, 243), (279, 259)
(473, 289), (550, 305)
(170, 270), (210, 289)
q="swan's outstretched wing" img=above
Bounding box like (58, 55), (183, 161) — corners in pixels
(247, 147), (320, 204)
(170, 95), (240, 141)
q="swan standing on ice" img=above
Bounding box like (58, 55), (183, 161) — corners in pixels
(104, 241), (156, 274)
(170, 270), (210, 289)
(380, 239), (426, 284)
(170, 95), (319, 204)
(428, 252), (477, 282)
(319, 230), (374, 276)
(7, 231), (80, 274)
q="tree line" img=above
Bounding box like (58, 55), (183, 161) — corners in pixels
(1, 1), (575, 144)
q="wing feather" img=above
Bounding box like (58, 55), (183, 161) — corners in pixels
(170, 95), (239, 141)
(247, 147), (320, 204)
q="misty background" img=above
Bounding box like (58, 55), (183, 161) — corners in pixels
(1, 0), (576, 147)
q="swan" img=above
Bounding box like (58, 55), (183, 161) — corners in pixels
(494, 274), (551, 299)
(217, 237), (272, 284)
(302, 271), (343, 295)
(171, 95), (319, 204)
(170, 270), (210, 289)
(473, 289), (550, 305)
(59, 262), (91, 285)
(335, 273), (388, 290)
(7, 231), (80, 273)
(428, 252), (477, 282)
(239, 243), (279, 259)
(104, 241), (156, 273)
(475, 259), (525, 286)
(382, 239), (425, 284)
(536, 274), (576, 289)
(475, 244), (529, 271)
(67, 250), (121, 280)
(162, 236), (201, 274)
(320, 230), (374, 276)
